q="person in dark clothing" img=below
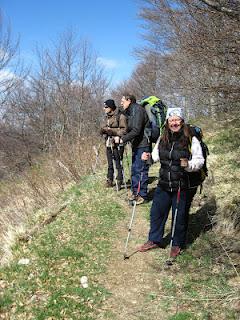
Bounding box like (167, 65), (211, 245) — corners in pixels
(100, 99), (127, 189)
(120, 93), (150, 204)
(138, 107), (204, 257)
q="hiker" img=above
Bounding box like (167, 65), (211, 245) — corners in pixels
(100, 99), (127, 189)
(138, 107), (204, 258)
(120, 93), (150, 205)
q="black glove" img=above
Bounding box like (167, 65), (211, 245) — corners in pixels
(106, 128), (114, 136)
(100, 127), (107, 135)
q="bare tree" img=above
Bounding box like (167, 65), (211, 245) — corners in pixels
(0, 29), (110, 177)
(32, 31), (109, 141)
(129, 0), (240, 117)
(0, 13), (25, 110)
(199, 0), (240, 20)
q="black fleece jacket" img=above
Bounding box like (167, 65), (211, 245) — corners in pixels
(121, 102), (150, 150)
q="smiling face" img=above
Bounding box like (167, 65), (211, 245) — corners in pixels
(167, 115), (183, 133)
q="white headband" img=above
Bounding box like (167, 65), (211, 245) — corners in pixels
(166, 108), (184, 120)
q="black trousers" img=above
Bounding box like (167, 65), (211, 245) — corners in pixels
(106, 145), (124, 182)
(148, 186), (197, 248)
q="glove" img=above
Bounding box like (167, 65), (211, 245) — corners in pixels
(100, 127), (107, 135)
(106, 128), (114, 136)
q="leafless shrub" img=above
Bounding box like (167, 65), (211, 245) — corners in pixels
(0, 136), (106, 265)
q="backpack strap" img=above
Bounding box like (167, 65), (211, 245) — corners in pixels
(188, 135), (193, 155)
(116, 111), (120, 126)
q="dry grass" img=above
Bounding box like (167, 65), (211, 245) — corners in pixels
(195, 112), (240, 238)
(0, 137), (105, 265)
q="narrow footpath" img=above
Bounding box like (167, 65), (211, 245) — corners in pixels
(96, 172), (182, 320)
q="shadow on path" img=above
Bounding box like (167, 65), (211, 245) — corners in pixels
(158, 196), (217, 248)
(186, 196), (217, 246)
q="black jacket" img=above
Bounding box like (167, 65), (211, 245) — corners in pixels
(158, 129), (190, 192)
(121, 103), (150, 150)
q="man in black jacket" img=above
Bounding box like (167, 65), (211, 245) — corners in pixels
(120, 93), (150, 204)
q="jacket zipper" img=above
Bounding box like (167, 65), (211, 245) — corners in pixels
(168, 142), (175, 192)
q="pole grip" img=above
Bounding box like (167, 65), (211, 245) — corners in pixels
(177, 186), (181, 203)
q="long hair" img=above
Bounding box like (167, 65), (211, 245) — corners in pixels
(160, 120), (191, 148)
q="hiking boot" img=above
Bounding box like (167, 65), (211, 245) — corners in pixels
(117, 180), (123, 190)
(113, 180), (122, 191)
(134, 195), (145, 205)
(138, 240), (160, 252)
(170, 246), (181, 258)
(105, 179), (113, 188)
(127, 191), (135, 201)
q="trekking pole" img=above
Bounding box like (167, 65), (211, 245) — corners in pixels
(166, 186), (181, 266)
(106, 116), (119, 192)
(117, 144), (127, 192)
(110, 138), (119, 192)
(123, 167), (144, 260)
(124, 143), (131, 183)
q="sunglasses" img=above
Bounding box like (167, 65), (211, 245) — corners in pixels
(104, 105), (110, 108)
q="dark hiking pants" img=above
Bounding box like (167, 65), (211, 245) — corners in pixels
(131, 146), (150, 199)
(106, 145), (124, 182)
(148, 186), (196, 248)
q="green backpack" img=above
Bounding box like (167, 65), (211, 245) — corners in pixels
(140, 95), (167, 143)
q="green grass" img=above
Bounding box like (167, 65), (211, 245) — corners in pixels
(0, 174), (124, 319)
(0, 115), (240, 320)
(209, 127), (240, 154)
(168, 312), (197, 320)
(156, 227), (240, 319)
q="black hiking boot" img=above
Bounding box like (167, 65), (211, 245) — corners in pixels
(105, 179), (113, 188)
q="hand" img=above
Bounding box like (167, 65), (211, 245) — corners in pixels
(106, 128), (114, 136)
(100, 127), (107, 134)
(180, 158), (188, 167)
(142, 152), (151, 161)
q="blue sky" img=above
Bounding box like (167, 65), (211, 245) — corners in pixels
(1, 0), (143, 86)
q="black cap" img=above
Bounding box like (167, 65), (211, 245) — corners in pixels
(104, 99), (116, 110)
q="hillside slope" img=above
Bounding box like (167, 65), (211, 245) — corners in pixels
(0, 115), (239, 320)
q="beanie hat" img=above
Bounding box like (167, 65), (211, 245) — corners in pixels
(166, 107), (184, 120)
(104, 99), (116, 110)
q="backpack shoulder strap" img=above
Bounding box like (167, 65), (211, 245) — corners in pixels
(188, 124), (196, 137)
(115, 108), (122, 126)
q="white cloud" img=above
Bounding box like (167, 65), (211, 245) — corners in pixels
(0, 69), (16, 82)
(0, 69), (18, 92)
(97, 57), (119, 69)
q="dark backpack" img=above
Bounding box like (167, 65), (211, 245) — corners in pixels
(140, 95), (167, 143)
(188, 125), (209, 189)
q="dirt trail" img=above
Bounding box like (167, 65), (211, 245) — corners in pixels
(96, 180), (175, 320)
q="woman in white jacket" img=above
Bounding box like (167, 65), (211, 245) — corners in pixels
(138, 108), (204, 258)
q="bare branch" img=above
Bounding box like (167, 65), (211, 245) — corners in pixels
(199, 0), (240, 20)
